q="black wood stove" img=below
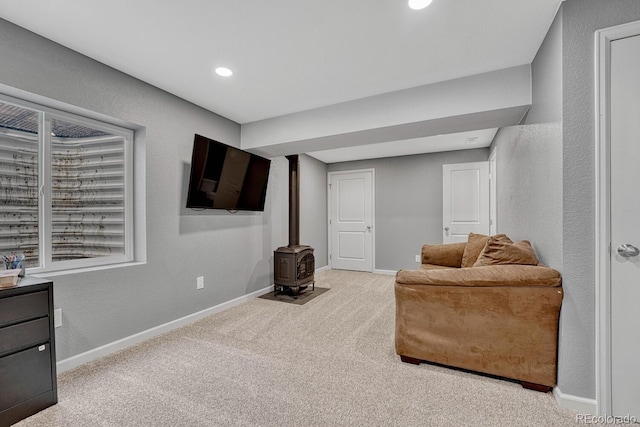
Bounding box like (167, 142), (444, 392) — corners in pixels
(273, 155), (315, 297)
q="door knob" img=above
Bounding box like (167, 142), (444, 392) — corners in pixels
(367, 226), (372, 232)
(444, 227), (450, 232)
(617, 243), (640, 258)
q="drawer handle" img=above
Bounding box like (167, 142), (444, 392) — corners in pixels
(38, 345), (46, 352)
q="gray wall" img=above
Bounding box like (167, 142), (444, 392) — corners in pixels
(300, 154), (328, 267)
(490, 124), (562, 270)
(327, 149), (489, 271)
(559, 0), (640, 399)
(0, 18), (291, 361)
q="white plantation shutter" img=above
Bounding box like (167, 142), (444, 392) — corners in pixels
(51, 133), (126, 261)
(0, 98), (133, 272)
(0, 131), (39, 267)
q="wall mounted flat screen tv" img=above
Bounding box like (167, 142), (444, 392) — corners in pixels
(186, 134), (271, 211)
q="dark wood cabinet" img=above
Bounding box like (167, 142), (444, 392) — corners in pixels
(0, 277), (57, 427)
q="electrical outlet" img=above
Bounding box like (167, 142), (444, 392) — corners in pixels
(54, 308), (62, 328)
(196, 276), (204, 290)
(415, 254), (421, 263)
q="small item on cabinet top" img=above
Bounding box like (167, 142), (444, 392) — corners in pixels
(2, 253), (25, 277)
(0, 268), (21, 288)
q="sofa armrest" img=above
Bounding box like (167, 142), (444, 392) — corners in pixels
(421, 242), (466, 268)
(396, 264), (562, 287)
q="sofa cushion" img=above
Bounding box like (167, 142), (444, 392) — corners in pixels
(396, 264), (561, 287)
(474, 238), (539, 267)
(461, 233), (511, 267)
(421, 242), (466, 267)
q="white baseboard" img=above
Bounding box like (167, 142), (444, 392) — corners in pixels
(553, 387), (597, 414)
(315, 265), (330, 273)
(373, 269), (397, 276)
(57, 284), (273, 374)
(319, 266), (396, 276)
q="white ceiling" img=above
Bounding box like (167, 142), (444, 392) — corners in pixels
(0, 0), (561, 161)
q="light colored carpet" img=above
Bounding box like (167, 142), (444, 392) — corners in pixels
(16, 270), (580, 426)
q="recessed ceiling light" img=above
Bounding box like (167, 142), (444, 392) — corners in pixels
(215, 67), (233, 77)
(408, 0), (432, 10)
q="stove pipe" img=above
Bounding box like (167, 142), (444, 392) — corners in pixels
(286, 155), (300, 247)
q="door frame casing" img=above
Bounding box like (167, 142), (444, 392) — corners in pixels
(594, 19), (640, 417)
(327, 168), (375, 271)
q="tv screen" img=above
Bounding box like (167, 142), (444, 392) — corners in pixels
(186, 134), (271, 211)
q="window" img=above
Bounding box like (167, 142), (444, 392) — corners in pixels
(0, 96), (134, 273)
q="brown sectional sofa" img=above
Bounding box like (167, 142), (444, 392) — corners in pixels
(394, 234), (563, 391)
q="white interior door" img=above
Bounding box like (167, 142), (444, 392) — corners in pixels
(610, 32), (640, 420)
(329, 170), (373, 272)
(442, 162), (490, 243)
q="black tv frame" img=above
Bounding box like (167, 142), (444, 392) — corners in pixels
(186, 134), (271, 211)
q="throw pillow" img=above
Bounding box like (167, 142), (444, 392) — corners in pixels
(474, 238), (539, 267)
(461, 233), (512, 267)
(460, 233), (488, 267)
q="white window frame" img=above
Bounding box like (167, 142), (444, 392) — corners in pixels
(0, 93), (135, 274)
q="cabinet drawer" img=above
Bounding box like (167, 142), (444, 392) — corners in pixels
(0, 344), (53, 412)
(0, 291), (48, 327)
(0, 317), (50, 357)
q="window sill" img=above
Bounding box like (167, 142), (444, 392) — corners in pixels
(30, 261), (147, 278)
